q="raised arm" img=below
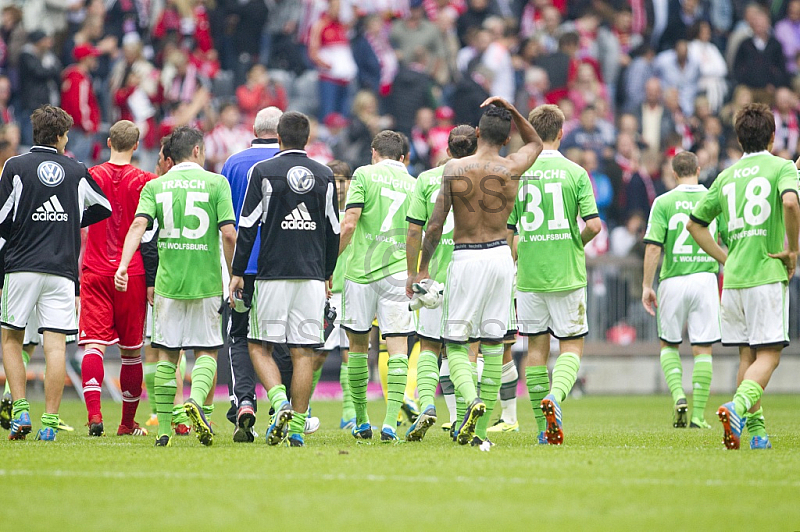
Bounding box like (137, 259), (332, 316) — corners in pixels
(481, 96), (543, 176)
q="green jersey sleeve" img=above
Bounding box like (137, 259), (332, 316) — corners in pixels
(215, 177), (236, 227)
(346, 169), (366, 208)
(577, 171), (599, 220)
(406, 177), (428, 225)
(777, 159), (799, 196)
(136, 180), (157, 225)
(690, 179), (721, 226)
(643, 196), (667, 245)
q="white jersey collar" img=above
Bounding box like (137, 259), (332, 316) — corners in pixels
(377, 159), (409, 172)
(168, 161), (204, 173)
(538, 149), (565, 158)
(741, 150), (771, 159)
(675, 184), (707, 191)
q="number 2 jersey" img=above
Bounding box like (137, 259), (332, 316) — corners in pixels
(691, 151), (799, 289)
(644, 184), (719, 281)
(508, 150), (599, 293)
(135, 161), (235, 299)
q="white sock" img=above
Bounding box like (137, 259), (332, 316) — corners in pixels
(500, 361), (518, 424)
(440, 358), (457, 423)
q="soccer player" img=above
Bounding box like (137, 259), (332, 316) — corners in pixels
(642, 151), (719, 429)
(416, 97), (543, 446)
(230, 111), (340, 447)
(79, 120), (157, 437)
(339, 130), (416, 442)
(688, 103), (800, 450)
(115, 126), (237, 447)
(508, 104), (600, 445)
(219, 106), (283, 443)
(0, 105), (112, 441)
(405, 125), (478, 441)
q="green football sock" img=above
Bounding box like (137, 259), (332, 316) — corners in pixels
(4, 351), (30, 396)
(203, 404), (214, 417)
(339, 360), (356, 421)
(143, 361), (158, 415)
(733, 379), (763, 418)
(348, 353), (369, 425)
(311, 366), (323, 400)
(154, 361), (178, 438)
(691, 354), (712, 421)
(383, 354), (408, 430)
(745, 407), (767, 437)
(455, 394), (466, 428)
(289, 409), (308, 437)
(416, 350), (439, 411)
(475, 345), (503, 440)
(267, 384), (289, 410)
(446, 343), (477, 404)
(189, 355), (216, 406)
(12, 398), (30, 418)
(660, 346), (685, 403)
(172, 405), (189, 424)
(525, 365), (549, 433)
(41, 412), (59, 430)
(551, 352), (581, 403)
(471, 361), (479, 392)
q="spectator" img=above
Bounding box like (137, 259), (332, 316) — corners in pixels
(352, 14), (398, 97)
(410, 106), (434, 170)
(428, 106), (455, 166)
(457, 0), (492, 44)
(1, 6), (26, 75)
(561, 8), (621, 89)
(387, 49), (437, 136)
(582, 148), (614, 221)
(21, 0), (69, 36)
(152, 0), (214, 54)
(568, 62), (611, 117)
(687, 21), (728, 113)
(222, 0), (268, 84)
(260, 0), (303, 72)
(622, 44), (656, 113)
(61, 43), (102, 163)
(308, 0), (357, 120)
(456, 27), (490, 73)
(0, 75), (17, 125)
(772, 87), (800, 155)
(161, 48), (209, 107)
(480, 16), (516, 102)
(560, 104), (608, 160)
(450, 64), (491, 126)
(654, 39), (700, 116)
(775, 0), (800, 74)
(521, 66), (550, 115)
(609, 211), (646, 257)
(733, 6), (789, 99)
(104, 0), (150, 42)
(306, 117), (334, 164)
(18, 30), (61, 145)
(607, 6), (644, 99)
(719, 84), (752, 136)
(391, 0), (447, 84)
(635, 77), (675, 154)
(605, 132), (655, 223)
(204, 102), (252, 172)
(342, 89), (391, 168)
(535, 31), (578, 93)
(529, 5), (561, 53)
(236, 64), (288, 129)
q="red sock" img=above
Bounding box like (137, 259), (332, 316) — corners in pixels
(81, 347), (104, 422)
(120, 355), (143, 428)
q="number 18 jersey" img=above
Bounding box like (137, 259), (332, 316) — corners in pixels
(691, 152), (799, 289)
(644, 184), (719, 281)
(508, 150), (599, 293)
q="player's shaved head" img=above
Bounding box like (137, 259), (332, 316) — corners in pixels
(448, 125), (477, 158)
(108, 120), (140, 152)
(528, 104), (564, 143)
(478, 105), (512, 146)
(672, 151), (698, 178)
(734, 103), (775, 153)
(371, 130), (405, 160)
(254, 106), (283, 137)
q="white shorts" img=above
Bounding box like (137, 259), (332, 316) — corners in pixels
(1, 272), (77, 334)
(250, 279), (325, 347)
(417, 304), (443, 342)
(657, 272), (720, 345)
(24, 311), (40, 345)
(342, 273), (414, 337)
(441, 242), (515, 343)
(517, 287), (588, 339)
(152, 295), (223, 350)
(720, 282), (789, 347)
(322, 291), (350, 350)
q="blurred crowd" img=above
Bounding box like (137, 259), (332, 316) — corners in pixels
(2, 0), (800, 240)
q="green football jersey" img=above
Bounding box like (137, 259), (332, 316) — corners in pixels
(508, 150), (599, 293)
(344, 159), (415, 283)
(331, 211), (350, 293)
(643, 184), (720, 280)
(691, 152), (799, 289)
(136, 162), (235, 299)
(406, 166), (454, 284)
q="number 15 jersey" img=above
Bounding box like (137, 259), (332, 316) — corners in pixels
(644, 184), (719, 281)
(691, 152), (799, 289)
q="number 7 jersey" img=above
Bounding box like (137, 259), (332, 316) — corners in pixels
(691, 152), (799, 289)
(508, 150), (599, 292)
(644, 184), (720, 280)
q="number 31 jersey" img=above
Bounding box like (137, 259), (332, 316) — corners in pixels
(691, 152), (799, 289)
(644, 184), (719, 281)
(135, 161), (235, 299)
(508, 150), (599, 293)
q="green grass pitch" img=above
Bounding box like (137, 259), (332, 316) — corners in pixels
(2, 395), (799, 531)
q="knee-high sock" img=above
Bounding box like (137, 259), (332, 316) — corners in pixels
(691, 354), (712, 421)
(551, 352), (581, 403)
(267, 384), (288, 410)
(499, 361), (519, 424)
(4, 351), (30, 396)
(348, 353), (369, 425)
(439, 357), (457, 423)
(733, 380), (763, 418)
(189, 355), (216, 406)
(120, 355), (143, 427)
(81, 347), (104, 421)
(416, 350), (439, 411)
(310, 366), (322, 400)
(143, 361), (158, 415)
(154, 361), (178, 438)
(745, 406), (767, 437)
(475, 345), (503, 439)
(405, 345), (418, 399)
(526, 365), (549, 433)
(660, 346), (685, 403)
(383, 354), (408, 430)
(339, 360), (356, 421)
(446, 343), (477, 404)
